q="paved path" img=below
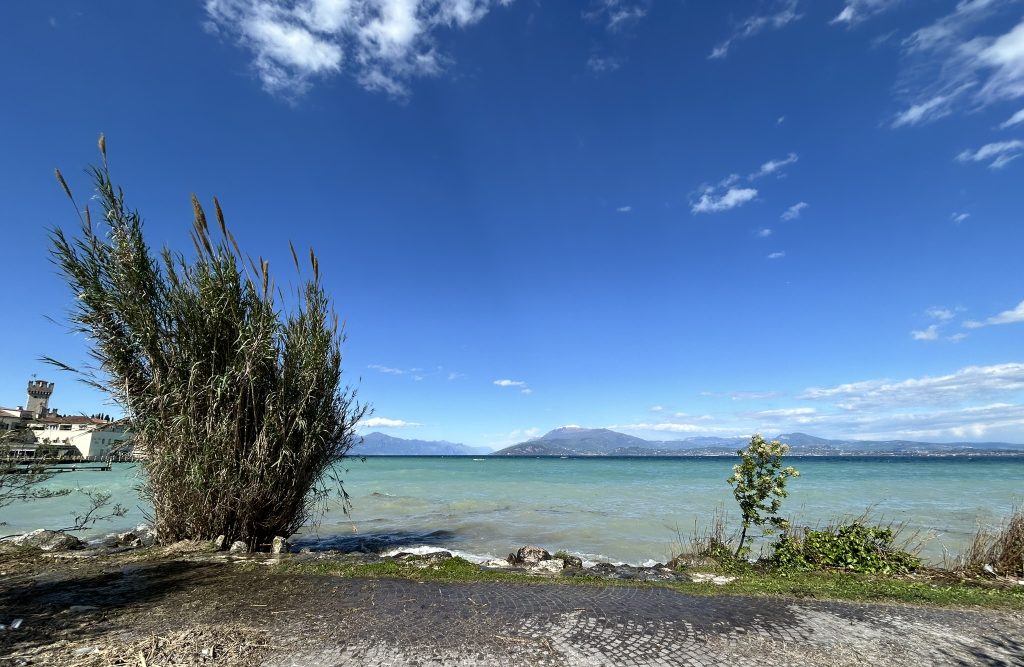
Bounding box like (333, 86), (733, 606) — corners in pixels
(2, 561), (1022, 665)
(263, 577), (1023, 666)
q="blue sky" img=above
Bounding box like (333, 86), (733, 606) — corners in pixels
(1, 0), (1023, 449)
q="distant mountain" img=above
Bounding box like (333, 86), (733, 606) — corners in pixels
(353, 432), (491, 456)
(492, 427), (651, 457)
(491, 428), (1024, 457)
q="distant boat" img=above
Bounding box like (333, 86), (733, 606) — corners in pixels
(472, 458), (485, 461)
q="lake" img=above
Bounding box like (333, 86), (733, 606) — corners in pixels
(3, 456), (1021, 565)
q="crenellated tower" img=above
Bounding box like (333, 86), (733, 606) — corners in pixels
(26, 379), (55, 419)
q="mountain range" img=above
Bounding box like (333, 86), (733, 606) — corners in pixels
(352, 432), (492, 456)
(352, 427), (1024, 457)
(491, 427), (1024, 457)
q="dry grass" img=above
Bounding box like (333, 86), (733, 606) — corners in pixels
(17, 626), (269, 667)
(952, 507), (1024, 577)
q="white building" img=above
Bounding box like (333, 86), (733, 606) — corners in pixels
(1, 379), (132, 459)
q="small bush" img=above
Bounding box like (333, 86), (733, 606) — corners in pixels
(771, 521), (922, 574)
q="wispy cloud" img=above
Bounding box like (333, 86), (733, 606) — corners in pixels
(926, 307), (956, 321)
(892, 4), (1024, 127)
(963, 299), (1024, 329)
(369, 363), (406, 375)
(767, 251), (786, 259)
(831, 0), (903, 26)
(802, 363), (1024, 409)
(1000, 107), (1024, 129)
(360, 416), (422, 428)
(757, 228), (773, 238)
(709, 0), (802, 60)
(493, 379), (527, 387)
(584, 0), (648, 33)
(911, 324), (940, 341)
(781, 201), (808, 220)
(749, 152), (799, 180)
(586, 54), (623, 73)
(204, 0), (513, 97)
(951, 211), (970, 224)
(616, 205), (632, 213)
(957, 140), (1024, 169)
(691, 187), (758, 214)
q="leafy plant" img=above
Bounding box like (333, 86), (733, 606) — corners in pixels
(48, 135), (367, 549)
(771, 521), (922, 574)
(727, 434), (799, 557)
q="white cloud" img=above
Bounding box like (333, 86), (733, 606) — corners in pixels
(957, 140), (1024, 168)
(709, 0), (802, 60)
(520, 388), (533, 395)
(802, 363), (1024, 409)
(893, 6), (1024, 127)
(781, 201), (808, 220)
(951, 211), (970, 224)
(447, 371), (466, 380)
(691, 187), (757, 214)
(1000, 107), (1024, 128)
(911, 324), (940, 341)
(757, 228), (773, 237)
(962, 299), (1024, 328)
(749, 152), (799, 180)
(616, 205), (632, 213)
(926, 307), (955, 321)
(947, 332), (969, 343)
(587, 54), (623, 73)
(612, 422), (709, 433)
(494, 379), (527, 387)
(584, 0), (648, 33)
(750, 407), (816, 418)
(369, 363), (406, 375)
(831, 0), (903, 26)
(777, 115), (786, 124)
(361, 416), (422, 428)
(767, 251), (786, 259)
(204, 0), (512, 96)
(891, 85), (973, 128)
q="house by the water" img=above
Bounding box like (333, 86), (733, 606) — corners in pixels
(0, 379), (130, 459)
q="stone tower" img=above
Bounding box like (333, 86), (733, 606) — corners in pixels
(26, 379), (55, 419)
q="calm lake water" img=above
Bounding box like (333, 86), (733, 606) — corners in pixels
(3, 456), (1022, 565)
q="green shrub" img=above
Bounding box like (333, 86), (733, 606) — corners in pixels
(771, 522), (921, 574)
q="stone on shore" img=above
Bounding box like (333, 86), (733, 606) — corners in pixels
(229, 540), (249, 554)
(271, 536), (289, 554)
(8, 529), (84, 552)
(214, 535), (226, 550)
(509, 545), (551, 565)
(531, 558), (564, 574)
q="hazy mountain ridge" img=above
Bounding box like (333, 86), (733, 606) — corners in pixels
(354, 432), (491, 456)
(491, 428), (1024, 457)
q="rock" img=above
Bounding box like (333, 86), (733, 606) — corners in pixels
(66, 605), (99, 614)
(531, 559), (564, 574)
(10, 530), (84, 552)
(561, 555), (583, 569)
(214, 535), (226, 550)
(484, 558), (511, 568)
(982, 564), (997, 576)
(271, 536), (290, 554)
(510, 545), (551, 565)
(229, 540), (249, 553)
(689, 572), (736, 585)
(395, 550), (452, 566)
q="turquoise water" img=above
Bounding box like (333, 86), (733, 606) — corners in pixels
(3, 457), (1021, 565)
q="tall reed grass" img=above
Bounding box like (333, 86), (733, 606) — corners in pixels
(48, 136), (366, 548)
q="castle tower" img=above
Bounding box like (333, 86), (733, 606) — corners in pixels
(26, 379), (55, 419)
